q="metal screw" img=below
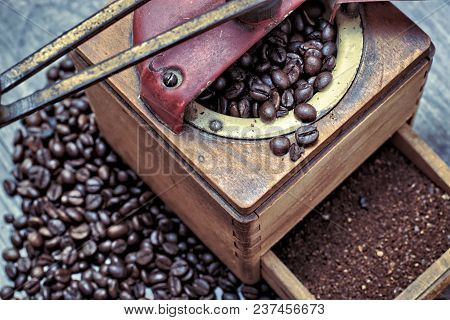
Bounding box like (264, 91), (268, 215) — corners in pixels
(162, 71), (179, 88)
(209, 120), (223, 132)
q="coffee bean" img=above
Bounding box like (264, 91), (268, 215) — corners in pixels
(225, 82), (245, 99)
(296, 125), (320, 146)
(249, 83), (271, 102)
(168, 276), (182, 296)
(171, 260), (189, 277)
(148, 271), (167, 285)
(155, 254), (172, 271)
(193, 278), (210, 296)
(70, 223), (90, 241)
(162, 242), (179, 256)
(82, 240), (97, 257)
(304, 56), (322, 75)
(48, 219), (66, 236)
(47, 184), (62, 201)
(78, 280), (94, 297)
(270, 136), (291, 156)
(314, 71), (333, 91)
(86, 194), (103, 210)
(55, 268), (71, 283)
(2, 248), (19, 262)
(3, 179), (17, 196)
(136, 248), (154, 266)
(107, 223), (129, 239)
(289, 144), (305, 162)
(0, 286), (14, 300)
(271, 70), (290, 90)
(281, 90), (295, 109)
(108, 263), (127, 279)
(228, 102), (239, 117)
(294, 82), (314, 103)
(294, 103), (317, 122)
(322, 24), (336, 42)
(270, 47), (287, 65)
(259, 101), (277, 123)
(27, 231), (43, 248)
(111, 239), (128, 255)
(5, 263), (18, 280)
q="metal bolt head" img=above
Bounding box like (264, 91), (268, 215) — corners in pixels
(162, 71), (179, 88)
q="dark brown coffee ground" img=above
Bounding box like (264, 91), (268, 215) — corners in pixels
(274, 143), (449, 299)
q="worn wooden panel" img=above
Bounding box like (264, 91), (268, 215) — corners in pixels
(392, 125), (450, 194)
(261, 251), (316, 300)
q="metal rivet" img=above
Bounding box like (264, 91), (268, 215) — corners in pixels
(209, 120), (223, 132)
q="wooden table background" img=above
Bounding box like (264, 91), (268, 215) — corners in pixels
(0, 0), (448, 295)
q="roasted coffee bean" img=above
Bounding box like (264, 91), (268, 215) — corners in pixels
(108, 263), (127, 279)
(242, 285), (259, 300)
(155, 254), (172, 271)
(111, 239), (128, 255)
(70, 223), (90, 241)
(214, 77), (227, 91)
(249, 82), (271, 101)
(271, 69), (290, 90)
(289, 143), (305, 162)
(295, 125), (320, 146)
(192, 278), (210, 296)
(259, 101), (277, 123)
(48, 219), (66, 236)
(228, 101), (240, 117)
(304, 56), (322, 75)
(283, 62), (301, 85)
(294, 82), (314, 103)
(3, 213), (15, 224)
(270, 47), (287, 64)
(281, 90), (295, 109)
(86, 194), (103, 211)
(0, 286), (14, 300)
(271, 91), (281, 111)
(238, 99), (251, 118)
(314, 71), (333, 91)
(224, 82), (245, 99)
(270, 136), (291, 156)
(229, 67), (247, 82)
(171, 260), (189, 277)
(149, 271), (167, 285)
(136, 248), (154, 266)
(168, 276), (182, 296)
(322, 55), (336, 72)
(1, 58), (280, 301)
(107, 224), (129, 239)
(2, 248), (19, 262)
(17, 257), (31, 273)
(5, 263), (18, 280)
(322, 24), (336, 42)
(294, 103), (317, 122)
(47, 184), (62, 201)
(3, 179), (17, 196)
(55, 268), (71, 283)
(27, 231), (43, 248)
(80, 240), (96, 258)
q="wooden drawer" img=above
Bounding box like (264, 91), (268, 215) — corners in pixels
(261, 124), (450, 300)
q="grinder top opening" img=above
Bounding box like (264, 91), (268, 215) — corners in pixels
(185, 9), (363, 140)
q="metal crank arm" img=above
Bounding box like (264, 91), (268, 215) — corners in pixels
(0, 0), (277, 128)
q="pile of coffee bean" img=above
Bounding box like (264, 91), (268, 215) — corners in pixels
(198, 1), (336, 123)
(0, 59), (277, 300)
